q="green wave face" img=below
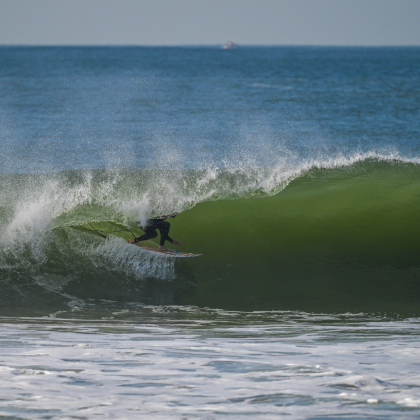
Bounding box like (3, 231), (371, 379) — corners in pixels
(1, 159), (420, 315)
(176, 163), (420, 314)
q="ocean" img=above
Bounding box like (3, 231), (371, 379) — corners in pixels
(0, 46), (420, 418)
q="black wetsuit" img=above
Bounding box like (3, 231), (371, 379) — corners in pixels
(133, 218), (174, 247)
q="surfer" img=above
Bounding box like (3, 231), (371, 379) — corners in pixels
(128, 214), (181, 251)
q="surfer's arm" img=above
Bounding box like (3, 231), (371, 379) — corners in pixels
(165, 234), (181, 245)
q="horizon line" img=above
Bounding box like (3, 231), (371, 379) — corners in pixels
(1, 44), (420, 48)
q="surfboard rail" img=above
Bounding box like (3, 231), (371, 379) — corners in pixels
(135, 245), (201, 258)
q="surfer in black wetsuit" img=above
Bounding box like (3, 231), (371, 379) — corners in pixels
(128, 213), (181, 251)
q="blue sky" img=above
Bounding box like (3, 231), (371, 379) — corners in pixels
(1, 0), (419, 46)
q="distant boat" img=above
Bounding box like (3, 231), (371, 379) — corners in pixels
(222, 40), (238, 49)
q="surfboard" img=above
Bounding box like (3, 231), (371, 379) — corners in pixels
(135, 245), (201, 258)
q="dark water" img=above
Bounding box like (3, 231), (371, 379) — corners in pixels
(1, 46), (420, 173)
(1, 46), (420, 418)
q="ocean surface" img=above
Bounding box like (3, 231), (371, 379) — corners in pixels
(0, 46), (420, 418)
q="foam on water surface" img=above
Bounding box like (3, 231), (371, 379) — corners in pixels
(0, 309), (420, 419)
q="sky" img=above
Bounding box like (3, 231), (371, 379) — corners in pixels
(0, 0), (419, 46)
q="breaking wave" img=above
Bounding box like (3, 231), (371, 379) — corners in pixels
(1, 152), (419, 315)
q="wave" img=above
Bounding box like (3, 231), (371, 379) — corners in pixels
(1, 154), (420, 315)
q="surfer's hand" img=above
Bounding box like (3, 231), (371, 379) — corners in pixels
(172, 240), (181, 245)
(128, 239), (135, 244)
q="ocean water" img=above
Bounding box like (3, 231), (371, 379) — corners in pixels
(0, 46), (420, 418)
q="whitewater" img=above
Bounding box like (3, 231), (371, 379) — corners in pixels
(0, 46), (420, 418)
